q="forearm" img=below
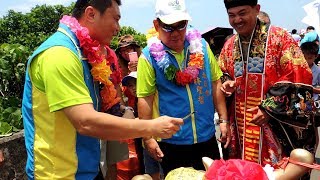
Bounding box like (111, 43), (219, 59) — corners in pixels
(138, 95), (154, 119)
(138, 95), (154, 140)
(212, 79), (228, 120)
(63, 103), (155, 140)
(83, 112), (155, 140)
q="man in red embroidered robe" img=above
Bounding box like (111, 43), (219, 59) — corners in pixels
(219, 0), (314, 166)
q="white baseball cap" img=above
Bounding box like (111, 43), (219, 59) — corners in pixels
(122, 71), (137, 86)
(155, 0), (191, 25)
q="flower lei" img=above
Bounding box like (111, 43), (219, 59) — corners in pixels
(60, 15), (120, 111)
(148, 28), (204, 86)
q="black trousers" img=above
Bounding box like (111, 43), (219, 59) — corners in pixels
(158, 135), (220, 176)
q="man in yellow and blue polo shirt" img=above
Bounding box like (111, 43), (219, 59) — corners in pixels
(137, 0), (230, 176)
(22, 0), (183, 179)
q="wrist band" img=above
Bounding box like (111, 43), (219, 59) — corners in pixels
(216, 119), (229, 124)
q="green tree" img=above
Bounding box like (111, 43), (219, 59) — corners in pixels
(0, 4), (73, 51)
(110, 26), (147, 50)
(0, 3), (146, 135)
(0, 44), (29, 135)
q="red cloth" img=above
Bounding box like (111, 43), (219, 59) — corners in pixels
(116, 139), (140, 180)
(218, 21), (313, 164)
(106, 46), (122, 85)
(205, 159), (269, 180)
(123, 88), (136, 108)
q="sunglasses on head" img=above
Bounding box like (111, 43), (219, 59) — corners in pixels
(157, 19), (188, 33)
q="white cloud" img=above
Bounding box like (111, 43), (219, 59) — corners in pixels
(28, 0), (73, 6)
(122, 0), (155, 8)
(5, 0), (73, 14)
(6, 5), (31, 13)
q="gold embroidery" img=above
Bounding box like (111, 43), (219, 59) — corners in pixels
(197, 86), (203, 94)
(203, 81), (208, 87)
(205, 90), (210, 96)
(202, 72), (207, 79)
(198, 96), (204, 104)
(195, 77), (201, 85)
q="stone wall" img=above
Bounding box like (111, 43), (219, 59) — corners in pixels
(0, 131), (27, 180)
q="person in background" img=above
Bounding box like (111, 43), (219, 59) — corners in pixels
(123, 71), (163, 179)
(219, 0), (314, 173)
(301, 42), (320, 101)
(300, 26), (319, 45)
(115, 35), (141, 109)
(116, 35), (141, 77)
(291, 29), (301, 44)
(137, 0), (230, 176)
(21, 0), (183, 179)
(98, 46), (131, 180)
(257, 10), (270, 24)
(300, 26), (320, 65)
(121, 72), (138, 117)
(114, 71), (145, 179)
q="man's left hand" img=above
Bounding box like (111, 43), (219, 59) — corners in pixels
(247, 106), (270, 126)
(218, 123), (231, 148)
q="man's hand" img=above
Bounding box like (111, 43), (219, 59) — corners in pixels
(221, 80), (236, 97)
(247, 106), (270, 126)
(217, 123), (231, 148)
(151, 116), (183, 139)
(143, 138), (163, 161)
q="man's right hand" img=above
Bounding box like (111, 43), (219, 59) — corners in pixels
(143, 138), (163, 161)
(151, 116), (183, 139)
(221, 80), (236, 97)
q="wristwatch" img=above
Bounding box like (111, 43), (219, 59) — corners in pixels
(216, 119), (230, 125)
(122, 106), (134, 114)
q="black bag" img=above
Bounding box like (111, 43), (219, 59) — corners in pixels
(259, 82), (316, 128)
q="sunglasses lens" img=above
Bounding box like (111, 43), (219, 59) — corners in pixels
(158, 19), (187, 33)
(178, 23), (187, 30)
(162, 26), (173, 32)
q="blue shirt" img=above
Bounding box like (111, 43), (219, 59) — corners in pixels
(311, 63), (320, 100)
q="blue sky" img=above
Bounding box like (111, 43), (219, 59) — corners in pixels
(0, 0), (318, 34)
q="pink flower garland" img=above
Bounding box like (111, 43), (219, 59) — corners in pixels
(147, 28), (204, 86)
(60, 15), (120, 111)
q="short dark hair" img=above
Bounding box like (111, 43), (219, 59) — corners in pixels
(307, 26), (315, 31)
(291, 29), (297, 34)
(72, 0), (122, 19)
(301, 42), (319, 56)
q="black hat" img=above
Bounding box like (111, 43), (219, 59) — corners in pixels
(224, 0), (258, 10)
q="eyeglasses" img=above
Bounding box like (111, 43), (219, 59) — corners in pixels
(157, 19), (188, 33)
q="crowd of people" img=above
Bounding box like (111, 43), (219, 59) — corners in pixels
(20, 0), (320, 179)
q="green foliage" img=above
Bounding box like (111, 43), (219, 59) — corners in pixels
(0, 4), (73, 51)
(110, 26), (147, 50)
(0, 44), (29, 135)
(0, 3), (74, 135)
(0, 3), (146, 135)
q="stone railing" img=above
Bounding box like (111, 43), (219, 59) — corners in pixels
(0, 131), (27, 179)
